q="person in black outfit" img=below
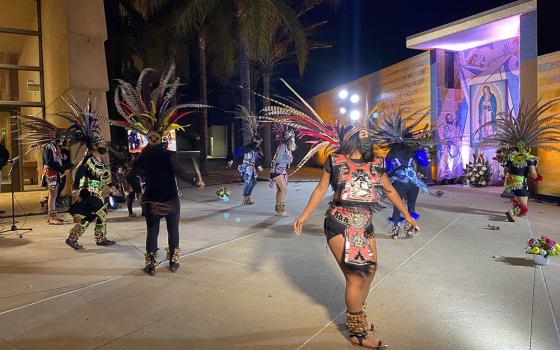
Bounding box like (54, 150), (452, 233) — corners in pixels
(124, 157), (142, 217)
(57, 141), (73, 208)
(0, 141), (9, 214)
(132, 133), (204, 275)
(386, 143), (421, 239)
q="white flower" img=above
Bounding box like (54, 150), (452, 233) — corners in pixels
(482, 167), (488, 171)
(481, 181), (487, 185)
(475, 173), (480, 177)
(471, 177), (476, 181)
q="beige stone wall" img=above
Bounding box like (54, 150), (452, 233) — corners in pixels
(41, 0), (109, 138)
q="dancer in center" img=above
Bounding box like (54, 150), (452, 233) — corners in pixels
(369, 107), (441, 240)
(269, 125), (296, 216)
(114, 65), (206, 275)
(260, 79), (419, 349)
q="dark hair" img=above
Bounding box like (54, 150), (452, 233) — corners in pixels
(337, 127), (374, 162)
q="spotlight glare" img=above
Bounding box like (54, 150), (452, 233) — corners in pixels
(338, 90), (348, 99)
(350, 94), (360, 103)
(339, 107), (347, 114)
(350, 110), (360, 121)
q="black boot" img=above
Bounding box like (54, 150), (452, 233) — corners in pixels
(144, 251), (158, 276)
(167, 247), (181, 272)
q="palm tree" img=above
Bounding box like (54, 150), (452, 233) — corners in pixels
(254, 0), (337, 165)
(121, 0), (235, 175)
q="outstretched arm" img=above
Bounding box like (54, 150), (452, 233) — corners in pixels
(170, 153), (204, 187)
(293, 168), (331, 235)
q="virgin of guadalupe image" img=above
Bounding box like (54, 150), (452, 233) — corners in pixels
(478, 85), (497, 137)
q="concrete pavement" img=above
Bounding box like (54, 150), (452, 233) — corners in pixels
(0, 182), (558, 349)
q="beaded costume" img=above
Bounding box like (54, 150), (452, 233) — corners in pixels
(474, 99), (560, 221)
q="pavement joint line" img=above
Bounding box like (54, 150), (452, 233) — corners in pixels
(0, 215), (271, 317)
(527, 216), (560, 345)
(296, 195), (484, 350)
(198, 255), (266, 270)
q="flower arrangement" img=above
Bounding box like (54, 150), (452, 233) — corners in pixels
(526, 235), (560, 258)
(216, 186), (231, 202)
(463, 150), (491, 187)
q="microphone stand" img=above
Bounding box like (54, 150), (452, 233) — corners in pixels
(0, 157), (33, 237)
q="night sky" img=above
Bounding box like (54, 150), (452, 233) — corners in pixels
(286, 0), (560, 98)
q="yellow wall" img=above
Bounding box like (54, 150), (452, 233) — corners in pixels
(310, 53), (431, 163)
(537, 51), (560, 197)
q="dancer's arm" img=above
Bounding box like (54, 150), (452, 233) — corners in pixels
(170, 153), (204, 187)
(380, 173), (419, 231)
(293, 168), (330, 235)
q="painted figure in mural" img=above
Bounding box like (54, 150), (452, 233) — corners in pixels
(114, 64), (206, 275)
(475, 99), (560, 222)
(478, 85), (497, 136)
(269, 125), (296, 216)
(438, 113), (463, 179)
(260, 80), (419, 349)
(228, 108), (264, 205)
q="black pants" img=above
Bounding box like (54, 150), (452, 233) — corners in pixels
(127, 191), (138, 214)
(391, 181), (419, 224)
(143, 196), (181, 253)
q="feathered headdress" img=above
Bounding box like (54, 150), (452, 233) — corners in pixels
(54, 95), (106, 149)
(259, 79), (361, 174)
(474, 99), (560, 153)
(369, 106), (437, 148)
(18, 115), (65, 154)
(236, 106), (261, 142)
(272, 124), (295, 142)
(114, 64), (207, 138)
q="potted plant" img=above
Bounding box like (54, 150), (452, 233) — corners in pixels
(463, 149), (491, 187)
(526, 235), (559, 265)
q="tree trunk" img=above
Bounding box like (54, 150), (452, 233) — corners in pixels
(262, 71), (272, 166)
(238, 30), (252, 145)
(198, 34), (209, 176)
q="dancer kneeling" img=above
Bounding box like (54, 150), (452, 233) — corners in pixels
(294, 128), (419, 349)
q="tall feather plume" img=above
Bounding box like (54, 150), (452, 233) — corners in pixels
(257, 80), (344, 175)
(18, 115), (63, 154)
(114, 64), (208, 136)
(370, 106), (437, 148)
(58, 95), (108, 148)
(474, 98), (560, 152)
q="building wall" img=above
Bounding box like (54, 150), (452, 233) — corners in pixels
(311, 52), (430, 163)
(41, 0), (109, 138)
(537, 51), (560, 197)
(311, 50), (560, 197)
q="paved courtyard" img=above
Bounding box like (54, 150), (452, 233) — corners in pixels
(0, 182), (558, 350)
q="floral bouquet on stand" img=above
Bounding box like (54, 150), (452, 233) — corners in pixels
(526, 235), (559, 265)
(216, 186), (231, 202)
(463, 150), (491, 187)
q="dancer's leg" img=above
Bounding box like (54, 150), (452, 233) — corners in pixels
(406, 184), (420, 214)
(327, 234), (386, 348)
(127, 191), (135, 215)
(144, 208), (162, 275)
(274, 176), (288, 215)
(165, 198), (181, 272)
(47, 185), (63, 224)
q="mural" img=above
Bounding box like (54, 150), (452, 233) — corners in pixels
(436, 37), (520, 182)
(469, 80), (508, 143)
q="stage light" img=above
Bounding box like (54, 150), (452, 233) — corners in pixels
(338, 90), (348, 99)
(350, 94), (359, 103)
(339, 107), (347, 114)
(350, 110), (361, 121)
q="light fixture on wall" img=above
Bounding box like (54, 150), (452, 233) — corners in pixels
(338, 89), (348, 99)
(350, 94), (360, 103)
(339, 107), (347, 114)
